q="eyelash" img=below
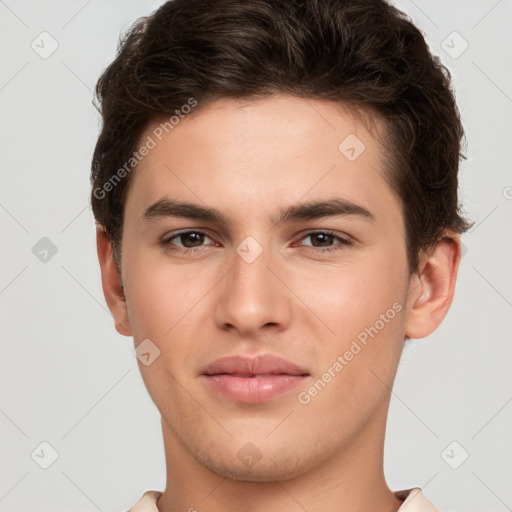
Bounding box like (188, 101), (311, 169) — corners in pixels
(159, 230), (353, 254)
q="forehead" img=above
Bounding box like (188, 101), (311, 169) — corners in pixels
(125, 94), (399, 226)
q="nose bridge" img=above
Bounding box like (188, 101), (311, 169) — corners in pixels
(213, 235), (289, 334)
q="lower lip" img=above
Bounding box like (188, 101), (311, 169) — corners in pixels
(202, 374), (308, 403)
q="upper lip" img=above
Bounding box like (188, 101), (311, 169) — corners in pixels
(201, 354), (309, 376)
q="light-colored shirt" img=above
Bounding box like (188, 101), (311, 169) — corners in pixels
(125, 487), (440, 511)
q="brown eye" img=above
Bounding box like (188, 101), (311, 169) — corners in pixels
(296, 231), (352, 253)
(161, 230), (214, 252)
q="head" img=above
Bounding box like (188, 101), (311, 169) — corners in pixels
(91, 0), (471, 482)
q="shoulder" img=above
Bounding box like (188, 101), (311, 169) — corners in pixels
(124, 488), (440, 512)
(124, 490), (163, 512)
(395, 488), (441, 512)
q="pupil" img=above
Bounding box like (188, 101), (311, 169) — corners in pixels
(313, 233), (333, 246)
(183, 232), (203, 247)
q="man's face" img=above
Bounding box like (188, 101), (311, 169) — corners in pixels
(119, 94), (412, 481)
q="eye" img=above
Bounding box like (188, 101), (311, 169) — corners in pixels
(160, 230), (215, 252)
(294, 231), (352, 253)
(159, 229), (352, 255)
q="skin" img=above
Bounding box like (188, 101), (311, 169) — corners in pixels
(97, 94), (461, 512)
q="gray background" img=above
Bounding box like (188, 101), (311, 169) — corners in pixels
(1, 0), (511, 510)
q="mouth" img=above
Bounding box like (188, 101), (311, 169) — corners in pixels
(204, 372), (300, 377)
(200, 354), (310, 404)
(202, 373), (309, 403)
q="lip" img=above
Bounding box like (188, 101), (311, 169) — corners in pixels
(201, 353), (308, 376)
(200, 354), (309, 404)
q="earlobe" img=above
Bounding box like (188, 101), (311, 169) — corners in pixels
(404, 234), (461, 340)
(96, 226), (132, 337)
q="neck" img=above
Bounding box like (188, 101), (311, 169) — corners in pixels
(156, 397), (404, 512)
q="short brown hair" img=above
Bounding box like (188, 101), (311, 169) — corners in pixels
(90, 0), (472, 273)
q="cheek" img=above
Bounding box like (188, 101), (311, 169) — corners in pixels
(293, 258), (407, 391)
(295, 272), (406, 431)
(122, 260), (202, 396)
(124, 262), (200, 340)
(122, 245), (233, 364)
(291, 258), (405, 338)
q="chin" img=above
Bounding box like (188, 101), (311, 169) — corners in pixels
(196, 444), (312, 483)
(205, 459), (307, 483)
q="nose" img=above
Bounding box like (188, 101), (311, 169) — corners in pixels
(212, 237), (292, 338)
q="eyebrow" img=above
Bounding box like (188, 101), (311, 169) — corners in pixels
(142, 197), (376, 225)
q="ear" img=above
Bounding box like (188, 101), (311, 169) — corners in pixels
(96, 226), (132, 337)
(404, 233), (461, 339)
